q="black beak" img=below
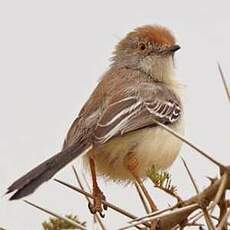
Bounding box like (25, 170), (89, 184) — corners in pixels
(167, 44), (181, 53)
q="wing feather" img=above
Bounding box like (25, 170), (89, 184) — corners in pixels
(94, 83), (182, 145)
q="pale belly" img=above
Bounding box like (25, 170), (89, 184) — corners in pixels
(84, 120), (183, 181)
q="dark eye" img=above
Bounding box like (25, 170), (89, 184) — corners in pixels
(138, 42), (147, 51)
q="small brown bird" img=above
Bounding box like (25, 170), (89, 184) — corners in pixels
(7, 25), (183, 216)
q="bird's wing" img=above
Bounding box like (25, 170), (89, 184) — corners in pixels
(94, 82), (182, 145)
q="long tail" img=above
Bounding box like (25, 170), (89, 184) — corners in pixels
(7, 140), (92, 200)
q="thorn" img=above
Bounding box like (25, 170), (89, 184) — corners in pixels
(206, 176), (216, 184)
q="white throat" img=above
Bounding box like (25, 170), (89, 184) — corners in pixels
(139, 56), (175, 85)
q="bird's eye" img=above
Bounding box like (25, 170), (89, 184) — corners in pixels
(138, 42), (147, 51)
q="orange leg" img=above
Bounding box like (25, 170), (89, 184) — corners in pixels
(124, 152), (158, 213)
(88, 156), (107, 218)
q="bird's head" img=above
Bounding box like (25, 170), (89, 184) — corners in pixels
(112, 25), (180, 82)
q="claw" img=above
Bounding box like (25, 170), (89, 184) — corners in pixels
(88, 157), (107, 216)
(88, 202), (96, 214)
(99, 211), (105, 218)
(103, 203), (108, 210)
(87, 190), (107, 216)
(101, 194), (108, 210)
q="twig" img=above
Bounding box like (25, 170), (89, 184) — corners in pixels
(81, 175), (146, 229)
(210, 173), (228, 213)
(151, 118), (226, 169)
(54, 178), (136, 219)
(185, 172), (229, 229)
(134, 182), (151, 214)
(128, 171), (230, 229)
(217, 63), (230, 103)
(188, 205), (216, 226)
(218, 194), (228, 229)
(171, 222), (205, 230)
(202, 208), (217, 230)
(211, 215), (230, 227)
(169, 224), (180, 230)
(188, 210), (205, 226)
(81, 173), (92, 192)
(54, 178), (150, 228)
(118, 203), (199, 230)
(181, 157), (199, 194)
(128, 204), (178, 224)
(81, 175), (144, 229)
(181, 158), (216, 229)
(154, 184), (182, 202)
(216, 209), (230, 230)
(72, 166), (106, 230)
(24, 200), (86, 230)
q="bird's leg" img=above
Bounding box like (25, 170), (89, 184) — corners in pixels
(124, 152), (158, 213)
(124, 152), (159, 230)
(88, 156), (107, 218)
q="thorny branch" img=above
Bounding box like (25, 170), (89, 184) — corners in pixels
(120, 168), (230, 230)
(218, 63), (230, 103)
(24, 64), (230, 230)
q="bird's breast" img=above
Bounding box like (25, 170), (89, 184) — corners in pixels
(84, 120), (183, 182)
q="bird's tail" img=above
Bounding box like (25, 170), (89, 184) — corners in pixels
(7, 140), (92, 200)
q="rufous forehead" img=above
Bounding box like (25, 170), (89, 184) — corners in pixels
(135, 25), (176, 46)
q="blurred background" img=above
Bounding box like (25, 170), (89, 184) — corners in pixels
(0, 0), (230, 229)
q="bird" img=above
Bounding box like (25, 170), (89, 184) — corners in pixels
(7, 25), (183, 217)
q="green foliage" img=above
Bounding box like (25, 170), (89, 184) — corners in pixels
(147, 166), (177, 194)
(42, 214), (86, 230)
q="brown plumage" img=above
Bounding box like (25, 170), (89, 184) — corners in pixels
(135, 25), (176, 46)
(7, 24), (183, 216)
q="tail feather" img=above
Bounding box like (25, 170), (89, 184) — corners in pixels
(7, 140), (92, 200)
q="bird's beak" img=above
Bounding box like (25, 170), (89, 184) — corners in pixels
(153, 44), (181, 56)
(167, 44), (181, 53)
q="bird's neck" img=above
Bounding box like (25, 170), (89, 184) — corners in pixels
(138, 56), (176, 85)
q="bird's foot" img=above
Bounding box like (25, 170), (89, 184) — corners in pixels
(88, 188), (107, 218)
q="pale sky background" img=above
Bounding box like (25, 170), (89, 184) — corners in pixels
(0, 1), (230, 229)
